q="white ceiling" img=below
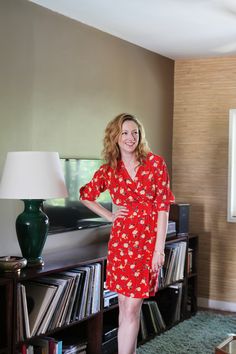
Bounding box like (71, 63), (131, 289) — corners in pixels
(29, 0), (236, 60)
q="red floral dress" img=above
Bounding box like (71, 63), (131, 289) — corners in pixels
(80, 152), (174, 298)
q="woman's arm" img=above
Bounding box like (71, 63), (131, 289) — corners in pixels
(155, 210), (169, 253)
(152, 210), (169, 271)
(80, 200), (129, 223)
(80, 200), (113, 222)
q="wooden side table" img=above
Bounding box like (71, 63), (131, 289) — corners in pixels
(215, 336), (236, 354)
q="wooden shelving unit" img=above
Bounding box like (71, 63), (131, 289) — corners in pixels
(186, 234), (198, 316)
(0, 278), (13, 354)
(0, 233), (198, 354)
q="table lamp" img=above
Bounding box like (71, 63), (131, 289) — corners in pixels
(0, 151), (68, 267)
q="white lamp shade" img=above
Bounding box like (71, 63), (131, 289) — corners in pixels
(0, 151), (68, 199)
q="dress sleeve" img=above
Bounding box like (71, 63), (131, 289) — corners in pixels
(155, 157), (175, 212)
(79, 165), (108, 201)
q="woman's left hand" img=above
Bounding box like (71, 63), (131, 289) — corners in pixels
(151, 251), (165, 272)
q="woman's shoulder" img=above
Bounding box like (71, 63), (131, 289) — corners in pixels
(95, 162), (114, 177)
(96, 162), (110, 173)
(146, 152), (165, 165)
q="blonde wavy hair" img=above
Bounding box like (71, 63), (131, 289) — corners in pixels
(102, 113), (150, 169)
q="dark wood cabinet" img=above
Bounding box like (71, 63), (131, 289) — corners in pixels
(0, 278), (13, 354)
(0, 233), (198, 354)
(186, 234), (198, 316)
(1, 243), (107, 354)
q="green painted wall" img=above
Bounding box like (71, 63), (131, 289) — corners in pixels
(0, 0), (174, 255)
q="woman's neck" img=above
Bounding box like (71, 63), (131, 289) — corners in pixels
(121, 153), (140, 180)
(121, 152), (137, 165)
(121, 153), (140, 173)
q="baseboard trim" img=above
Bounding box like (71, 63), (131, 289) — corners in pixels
(198, 297), (236, 312)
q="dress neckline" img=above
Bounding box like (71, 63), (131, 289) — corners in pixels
(120, 160), (141, 182)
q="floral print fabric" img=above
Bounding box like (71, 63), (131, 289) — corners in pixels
(80, 152), (175, 298)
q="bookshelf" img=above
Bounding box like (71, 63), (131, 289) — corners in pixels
(102, 234), (198, 352)
(0, 278), (13, 354)
(187, 234), (198, 316)
(0, 234), (198, 354)
(1, 244), (107, 354)
(137, 235), (190, 346)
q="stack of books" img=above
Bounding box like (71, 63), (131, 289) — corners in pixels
(19, 337), (87, 354)
(140, 301), (166, 340)
(187, 247), (193, 274)
(17, 263), (101, 341)
(103, 289), (118, 308)
(159, 241), (187, 288)
(156, 283), (183, 326)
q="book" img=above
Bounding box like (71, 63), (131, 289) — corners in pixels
(20, 284), (30, 339)
(78, 266), (92, 320)
(29, 336), (55, 354)
(141, 302), (156, 335)
(25, 282), (57, 336)
(187, 248), (193, 273)
(163, 241), (187, 285)
(151, 301), (166, 331)
(70, 270), (86, 322)
(55, 339), (63, 354)
(47, 276), (71, 330)
(85, 264), (95, 316)
(34, 277), (68, 334)
(92, 263), (102, 314)
(175, 242), (187, 280)
(65, 272), (82, 324)
(140, 309), (148, 340)
(146, 302), (158, 333)
(165, 246), (177, 285)
(47, 274), (74, 329)
(71, 266), (91, 321)
(20, 343), (27, 354)
(17, 284), (24, 341)
(56, 274), (76, 327)
(141, 300), (166, 336)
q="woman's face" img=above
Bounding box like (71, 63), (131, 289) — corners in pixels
(118, 120), (139, 156)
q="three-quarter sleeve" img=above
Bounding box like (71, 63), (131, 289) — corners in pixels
(80, 165), (108, 201)
(153, 156), (175, 212)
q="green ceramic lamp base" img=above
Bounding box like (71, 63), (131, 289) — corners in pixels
(16, 199), (49, 267)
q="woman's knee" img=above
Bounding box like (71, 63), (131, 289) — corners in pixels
(119, 297), (143, 322)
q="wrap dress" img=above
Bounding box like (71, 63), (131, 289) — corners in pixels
(80, 152), (175, 298)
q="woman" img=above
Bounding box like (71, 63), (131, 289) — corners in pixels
(80, 113), (174, 354)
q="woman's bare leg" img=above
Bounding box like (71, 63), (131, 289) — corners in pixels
(118, 294), (143, 354)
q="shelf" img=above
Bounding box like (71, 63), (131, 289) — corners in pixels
(1, 243), (108, 282)
(0, 279), (12, 354)
(103, 303), (119, 313)
(0, 233), (198, 354)
(159, 279), (185, 291)
(165, 235), (187, 244)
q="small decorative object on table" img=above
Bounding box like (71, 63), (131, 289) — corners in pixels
(0, 256), (27, 272)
